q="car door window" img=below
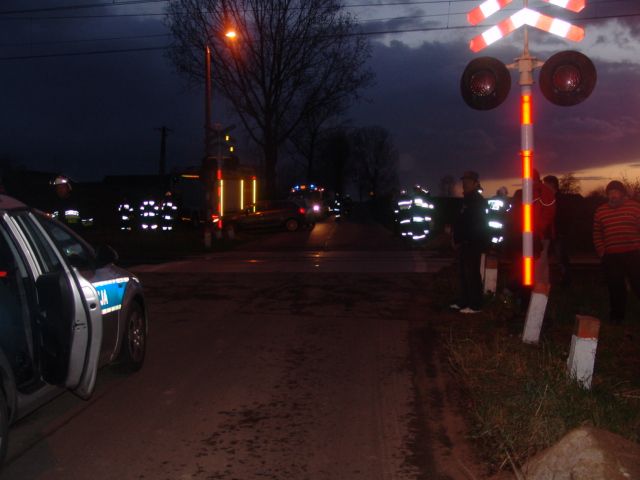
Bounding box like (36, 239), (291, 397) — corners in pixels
(12, 212), (63, 274)
(0, 219), (37, 387)
(35, 214), (96, 271)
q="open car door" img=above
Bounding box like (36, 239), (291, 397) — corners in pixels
(8, 212), (102, 400)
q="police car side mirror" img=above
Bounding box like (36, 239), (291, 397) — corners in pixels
(96, 245), (119, 267)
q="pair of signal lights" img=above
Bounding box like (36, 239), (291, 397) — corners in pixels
(461, 50), (597, 110)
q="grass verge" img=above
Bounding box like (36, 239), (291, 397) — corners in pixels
(433, 264), (640, 474)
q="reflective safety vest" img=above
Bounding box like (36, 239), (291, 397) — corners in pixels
(486, 196), (511, 245)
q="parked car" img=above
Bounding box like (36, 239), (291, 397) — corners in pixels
(0, 194), (148, 468)
(231, 200), (313, 232)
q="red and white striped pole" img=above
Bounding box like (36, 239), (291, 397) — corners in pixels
(521, 85), (534, 286)
(519, 26), (536, 286)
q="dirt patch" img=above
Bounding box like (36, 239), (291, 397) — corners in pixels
(409, 319), (513, 480)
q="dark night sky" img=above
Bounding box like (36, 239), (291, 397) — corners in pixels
(1, 0), (639, 195)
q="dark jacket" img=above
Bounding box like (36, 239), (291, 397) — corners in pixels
(453, 190), (487, 246)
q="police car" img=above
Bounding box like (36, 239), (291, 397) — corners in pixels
(0, 194), (148, 467)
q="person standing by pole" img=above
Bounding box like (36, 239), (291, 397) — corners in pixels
(543, 175), (571, 285)
(593, 180), (640, 324)
(450, 171), (486, 314)
(532, 169), (556, 285)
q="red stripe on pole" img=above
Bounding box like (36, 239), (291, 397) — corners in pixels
(523, 256), (533, 286)
(522, 150), (532, 178)
(523, 204), (533, 233)
(521, 95), (532, 125)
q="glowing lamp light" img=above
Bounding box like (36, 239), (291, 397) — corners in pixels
(225, 30), (237, 39)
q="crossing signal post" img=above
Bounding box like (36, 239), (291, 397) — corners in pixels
(461, 0), (596, 287)
(461, 0), (596, 343)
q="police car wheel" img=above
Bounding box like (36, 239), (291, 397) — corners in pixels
(285, 218), (299, 232)
(119, 302), (146, 372)
(0, 389), (8, 469)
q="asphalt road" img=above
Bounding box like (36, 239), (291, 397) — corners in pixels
(1, 218), (457, 480)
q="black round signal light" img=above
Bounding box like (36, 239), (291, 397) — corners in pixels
(461, 57), (511, 110)
(539, 51), (597, 106)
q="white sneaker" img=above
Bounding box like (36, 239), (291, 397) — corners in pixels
(460, 307), (481, 314)
(449, 303), (462, 310)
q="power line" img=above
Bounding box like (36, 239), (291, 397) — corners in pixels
(0, 9), (637, 59)
(0, 0), (168, 15)
(0, 32), (170, 48)
(0, 45), (168, 60)
(0, 0), (632, 21)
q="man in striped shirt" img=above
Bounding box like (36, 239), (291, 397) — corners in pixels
(593, 180), (640, 323)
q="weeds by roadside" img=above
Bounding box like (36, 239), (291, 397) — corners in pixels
(433, 264), (640, 474)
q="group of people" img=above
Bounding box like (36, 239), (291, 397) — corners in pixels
(449, 170), (640, 322)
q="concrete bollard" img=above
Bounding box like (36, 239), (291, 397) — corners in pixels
(480, 252), (486, 283)
(225, 225), (236, 240)
(214, 228), (223, 240)
(483, 254), (498, 294)
(204, 229), (212, 249)
(567, 315), (600, 389)
(522, 283), (550, 344)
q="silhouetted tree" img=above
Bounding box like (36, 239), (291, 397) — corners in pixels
(620, 175), (640, 200)
(315, 127), (351, 194)
(559, 172), (581, 194)
(166, 0), (373, 197)
(350, 126), (399, 200)
(439, 175), (455, 197)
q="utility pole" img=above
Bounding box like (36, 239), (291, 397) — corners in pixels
(155, 126), (172, 176)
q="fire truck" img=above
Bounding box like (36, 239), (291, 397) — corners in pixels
(171, 161), (258, 228)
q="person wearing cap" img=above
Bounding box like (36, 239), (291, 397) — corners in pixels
(50, 175), (81, 227)
(593, 180), (640, 324)
(450, 170), (487, 314)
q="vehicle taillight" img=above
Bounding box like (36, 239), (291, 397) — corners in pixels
(298, 207), (306, 215)
(0, 271), (6, 278)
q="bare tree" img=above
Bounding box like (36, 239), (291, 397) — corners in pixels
(350, 126), (399, 200)
(165, 0), (373, 197)
(289, 101), (344, 184)
(559, 172), (581, 194)
(620, 174), (640, 200)
(315, 127), (351, 194)
(438, 175), (455, 197)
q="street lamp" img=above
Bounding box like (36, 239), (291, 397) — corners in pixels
(203, 28), (237, 244)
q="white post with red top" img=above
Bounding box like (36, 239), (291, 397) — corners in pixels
(567, 315), (600, 389)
